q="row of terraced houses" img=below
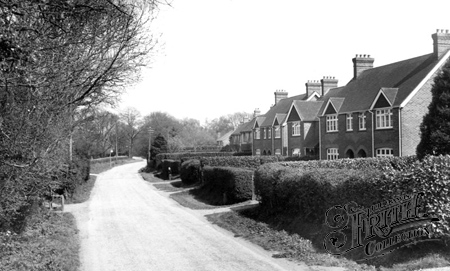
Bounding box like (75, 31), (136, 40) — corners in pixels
(228, 29), (450, 160)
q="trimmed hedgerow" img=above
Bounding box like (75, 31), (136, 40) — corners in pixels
(275, 156), (416, 171)
(156, 152), (234, 167)
(202, 166), (254, 204)
(254, 165), (383, 221)
(180, 159), (202, 185)
(199, 156), (284, 170)
(255, 155), (450, 237)
(382, 155), (450, 237)
(161, 159), (180, 180)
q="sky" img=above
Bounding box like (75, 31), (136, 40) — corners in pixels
(120, 0), (450, 124)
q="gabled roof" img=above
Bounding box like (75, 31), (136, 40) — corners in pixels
(254, 116), (266, 128)
(217, 130), (233, 141)
(289, 101), (324, 121)
(273, 113), (287, 126)
(320, 53), (444, 114)
(240, 117), (257, 133)
(231, 122), (247, 136)
(260, 94), (307, 127)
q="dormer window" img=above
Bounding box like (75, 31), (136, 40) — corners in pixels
(254, 128), (260, 139)
(376, 109), (393, 129)
(274, 126), (281, 138)
(292, 122), (301, 136)
(326, 115), (338, 132)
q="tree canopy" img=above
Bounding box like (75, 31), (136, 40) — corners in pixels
(417, 60), (450, 159)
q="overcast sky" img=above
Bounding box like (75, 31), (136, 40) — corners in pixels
(119, 0), (450, 124)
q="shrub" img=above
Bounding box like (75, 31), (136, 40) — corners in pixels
(202, 166), (254, 204)
(383, 155), (450, 237)
(254, 163), (385, 222)
(161, 159), (181, 180)
(199, 155), (284, 170)
(180, 159), (202, 185)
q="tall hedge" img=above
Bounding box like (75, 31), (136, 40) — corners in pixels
(180, 159), (201, 185)
(199, 155), (284, 170)
(161, 159), (180, 180)
(254, 155), (450, 237)
(202, 166), (254, 204)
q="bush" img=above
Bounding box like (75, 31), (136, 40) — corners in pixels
(254, 155), (450, 237)
(254, 165), (383, 221)
(180, 159), (202, 185)
(383, 155), (450, 237)
(202, 166), (254, 204)
(199, 155), (284, 170)
(161, 159), (181, 180)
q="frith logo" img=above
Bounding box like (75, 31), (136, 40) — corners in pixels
(323, 193), (439, 259)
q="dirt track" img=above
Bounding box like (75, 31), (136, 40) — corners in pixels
(66, 161), (309, 271)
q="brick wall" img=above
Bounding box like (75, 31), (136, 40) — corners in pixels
(401, 70), (437, 156)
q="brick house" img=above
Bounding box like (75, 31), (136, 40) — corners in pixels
(319, 29), (450, 159)
(253, 91), (306, 156)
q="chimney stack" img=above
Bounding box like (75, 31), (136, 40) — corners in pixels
(253, 108), (261, 118)
(432, 29), (450, 59)
(274, 90), (288, 105)
(352, 54), (374, 79)
(305, 80), (322, 97)
(321, 76), (338, 96)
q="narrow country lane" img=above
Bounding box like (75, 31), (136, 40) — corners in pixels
(67, 161), (308, 271)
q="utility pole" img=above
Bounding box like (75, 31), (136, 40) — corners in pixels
(115, 120), (118, 158)
(148, 127), (154, 165)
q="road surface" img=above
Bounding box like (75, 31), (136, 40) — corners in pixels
(67, 161), (309, 271)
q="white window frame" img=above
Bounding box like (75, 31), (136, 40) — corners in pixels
(267, 128), (271, 139)
(275, 149), (281, 155)
(326, 115), (338, 132)
(346, 114), (353, 131)
(274, 126), (281, 138)
(376, 148), (394, 157)
(254, 128), (260, 139)
(376, 109), (393, 129)
(292, 122), (301, 136)
(255, 149), (261, 155)
(262, 128), (266, 139)
(359, 112), (366, 131)
(327, 148), (339, 160)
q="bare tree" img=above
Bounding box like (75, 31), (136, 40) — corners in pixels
(120, 107), (143, 157)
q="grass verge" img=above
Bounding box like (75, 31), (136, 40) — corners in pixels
(0, 208), (79, 271)
(206, 207), (450, 271)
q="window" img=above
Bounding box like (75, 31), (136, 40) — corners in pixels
(255, 149), (261, 155)
(275, 149), (281, 155)
(346, 114), (353, 131)
(262, 128), (266, 139)
(327, 148), (339, 160)
(376, 148), (393, 157)
(292, 122), (301, 136)
(376, 109), (393, 129)
(326, 115), (338, 132)
(254, 128), (260, 139)
(292, 148), (300, 156)
(359, 112), (366, 130)
(274, 126), (281, 138)
(267, 128), (271, 139)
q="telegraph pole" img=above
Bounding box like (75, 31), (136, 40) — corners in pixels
(148, 127), (154, 165)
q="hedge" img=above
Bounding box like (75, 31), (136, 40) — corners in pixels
(180, 159), (202, 185)
(198, 155), (285, 170)
(161, 159), (181, 180)
(202, 166), (254, 204)
(254, 155), (450, 237)
(155, 152), (234, 168)
(254, 165), (383, 221)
